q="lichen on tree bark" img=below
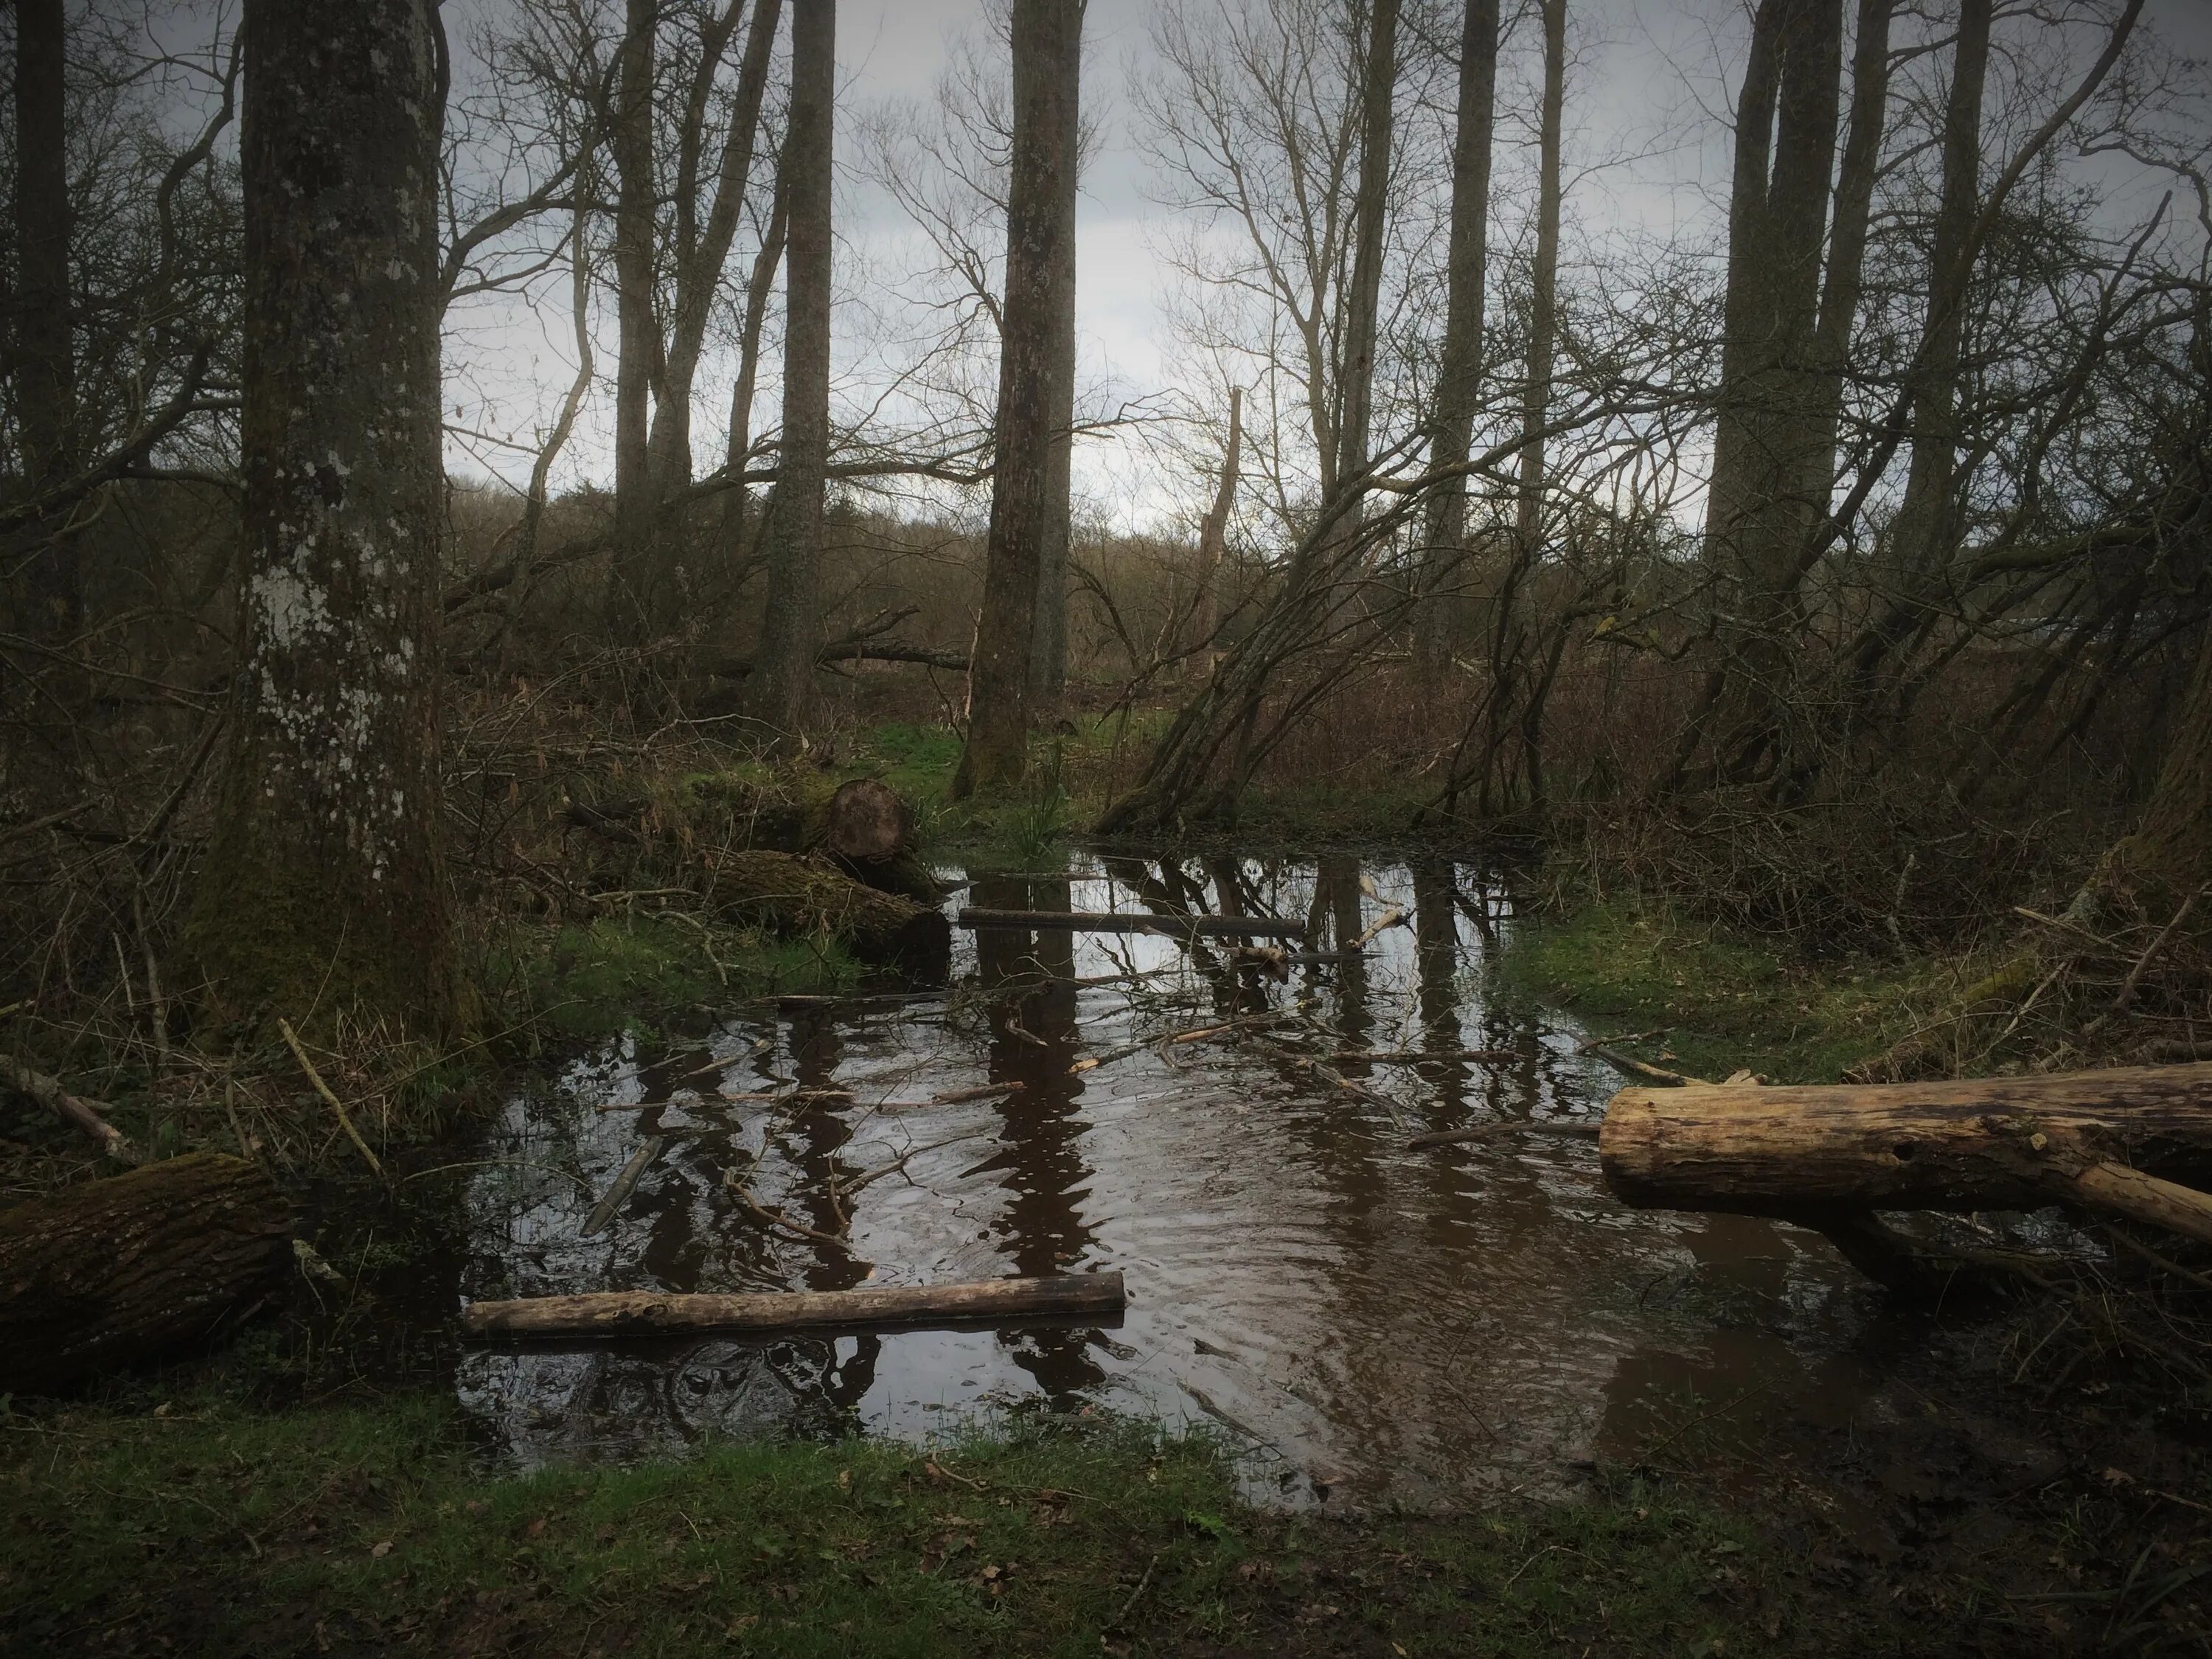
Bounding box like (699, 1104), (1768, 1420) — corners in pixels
(185, 0), (462, 1037)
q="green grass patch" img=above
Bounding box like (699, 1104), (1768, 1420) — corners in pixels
(1, 1394), (1899, 1656)
(484, 914), (860, 1043)
(1494, 897), (1942, 1082)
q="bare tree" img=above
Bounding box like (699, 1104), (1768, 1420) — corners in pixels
(742, 0), (834, 744)
(1327, 0), (1400, 537)
(953, 0), (1082, 797)
(187, 0), (459, 1034)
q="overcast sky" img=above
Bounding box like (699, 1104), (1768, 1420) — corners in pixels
(438, 0), (2212, 534)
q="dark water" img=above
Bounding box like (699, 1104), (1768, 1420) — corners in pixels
(456, 855), (1892, 1506)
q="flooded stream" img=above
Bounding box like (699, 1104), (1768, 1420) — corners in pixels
(456, 854), (1900, 1507)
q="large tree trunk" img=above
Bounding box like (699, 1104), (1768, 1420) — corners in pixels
(11, 0), (79, 637)
(1601, 1065), (2212, 1217)
(187, 0), (460, 1037)
(1, 1155), (293, 1394)
(742, 0), (836, 746)
(605, 0), (661, 635)
(953, 0), (1082, 797)
(1413, 0), (1498, 676)
(1683, 0), (1843, 787)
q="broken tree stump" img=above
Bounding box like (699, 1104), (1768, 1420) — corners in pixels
(1600, 1062), (2212, 1245)
(0, 1153), (293, 1393)
(462, 1270), (1126, 1340)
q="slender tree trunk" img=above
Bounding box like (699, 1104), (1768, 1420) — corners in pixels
(951, 0), (1082, 799)
(12, 0), (78, 636)
(1414, 0), (1498, 676)
(1193, 385), (1243, 666)
(1877, 0), (1991, 604)
(187, 0), (460, 1036)
(1512, 0), (1565, 560)
(1028, 100), (1080, 720)
(1328, 0), (1399, 533)
(724, 156), (790, 554)
(648, 0), (782, 495)
(1796, 0), (1893, 536)
(742, 0), (835, 745)
(605, 0), (660, 634)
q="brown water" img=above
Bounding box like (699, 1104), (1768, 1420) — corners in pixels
(456, 855), (1896, 1506)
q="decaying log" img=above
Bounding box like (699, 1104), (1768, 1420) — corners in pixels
(958, 908), (1308, 939)
(462, 1270), (1126, 1340)
(824, 778), (911, 863)
(0, 1153), (293, 1392)
(0, 1054), (131, 1160)
(1601, 1063), (2212, 1253)
(706, 849), (950, 975)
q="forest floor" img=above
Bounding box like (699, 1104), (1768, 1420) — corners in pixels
(6, 1331), (2208, 1658)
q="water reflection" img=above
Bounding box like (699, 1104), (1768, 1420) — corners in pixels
(457, 854), (1885, 1502)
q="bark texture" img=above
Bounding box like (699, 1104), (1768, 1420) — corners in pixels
(464, 1271), (1126, 1339)
(1512, 0), (1565, 562)
(12, 0), (80, 635)
(0, 1154), (293, 1393)
(743, 0), (836, 746)
(189, 0), (461, 1035)
(1601, 1065), (2212, 1215)
(953, 0), (1082, 797)
(1414, 0), (1499, 674)
(1029, 35), (1082, 716)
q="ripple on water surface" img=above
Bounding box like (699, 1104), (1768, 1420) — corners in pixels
(456, 855), (1891, 1505)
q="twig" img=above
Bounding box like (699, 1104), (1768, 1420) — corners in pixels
(582, 1135), (667, 1237)
(276, 1018), (385, 1183)
(1115, 1553), (1159, 1629)
(0, 1054), (132, 1160)
(2087, 885), (2204, 1034)
(1408, 1121), (1602, 1150)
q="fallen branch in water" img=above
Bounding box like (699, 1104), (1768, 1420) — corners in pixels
(582, 1135), (665, 1237)
(462, 1272), (1128, 1340)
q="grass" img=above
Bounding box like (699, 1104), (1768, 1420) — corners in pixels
(0, 1391), (1902, 1658)
(484, 914), (861, 1044)
(1492, 896), (1945, 1082)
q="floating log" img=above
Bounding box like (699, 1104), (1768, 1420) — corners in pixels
(462, 1270), (1126, 1340)
(0, 1153), (293, 1392)
(958, 908), (1307, 939)
(1600, 1063), (2212, 1232)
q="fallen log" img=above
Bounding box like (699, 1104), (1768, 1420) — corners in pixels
(959, 908), (1307, 939)
(462, 1270), (1126, 1340)
(706, 849), (950, 975)
(1, 1153), (293, 1392)
(1601, 1062), (2212, 1235)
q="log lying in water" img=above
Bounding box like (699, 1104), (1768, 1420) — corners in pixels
(462, 1270), (1126, 1340)
(958, 908), (1307, 939)
(706, 849), (950, 975)
(1, 1153), (293, 1392)
(1600, 1062), (2212, 1245)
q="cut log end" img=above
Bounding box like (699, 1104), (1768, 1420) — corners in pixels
(825, 778), (914, 864)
